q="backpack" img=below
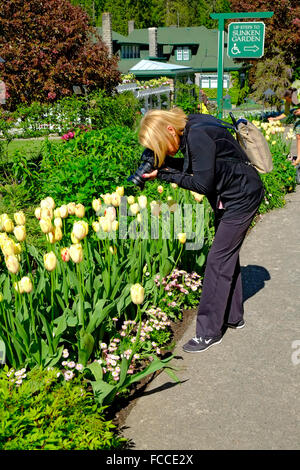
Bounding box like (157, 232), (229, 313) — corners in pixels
(190, 113), (273, 174)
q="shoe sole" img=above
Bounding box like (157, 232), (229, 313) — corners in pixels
(226, 323), (245, 329)
(182, 338), (223, 353)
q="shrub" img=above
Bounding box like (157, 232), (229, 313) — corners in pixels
(0, 366), (126, 450)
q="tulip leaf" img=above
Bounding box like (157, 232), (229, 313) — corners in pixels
(3, 276), (11, 302)
(85, 361), (103, 381)
(44, 345), (64, 368)
(90, 379), (116, 406)
(121, 354), (180, 388)
(78, 331), (94, 366)
(117, 356), (129, 388)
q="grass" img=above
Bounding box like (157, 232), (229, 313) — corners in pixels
(1, 136), (62, 163)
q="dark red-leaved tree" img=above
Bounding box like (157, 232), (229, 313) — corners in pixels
(229, 0), (300, 84)
(0, 0), (120, 110)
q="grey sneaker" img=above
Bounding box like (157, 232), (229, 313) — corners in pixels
(225, 319), (245, 329)
(182, 335), (222, 353)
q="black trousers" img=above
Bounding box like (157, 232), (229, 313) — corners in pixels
(195, 204), (261, 339)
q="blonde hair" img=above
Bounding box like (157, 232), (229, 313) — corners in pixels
(138, 107), (188, 167)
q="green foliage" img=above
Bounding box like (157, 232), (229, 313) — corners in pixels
(0, 366), (125, 450)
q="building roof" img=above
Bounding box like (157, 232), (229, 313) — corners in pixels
(95, 27), (127, 43)
(117, 26), (241, 74)
(129, 59), (193, 78)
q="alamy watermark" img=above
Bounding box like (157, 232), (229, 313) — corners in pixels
(96, 196), (205, 251)
(291, 340), (300, 366)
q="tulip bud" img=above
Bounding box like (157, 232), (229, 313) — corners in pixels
(41, 197), (55, 210)
(44, 252), (57, 271)
(111, 192), (121, 207)
(3, 218), (14, 233)
(150, 201), (161, 217)
(82, 220), (89, 236)
(46, 231), (55, 244)
(41, 207), (53, 220)
(34, 207), (42, 220)
(14, 211), (26, 225)
(111, 220), (119, 231)
(99, 217), (112, 233)
(102, 193), (112, 205)
(137, 213), (142, 223)
(69, 244), (83, 263)
(109, 245), (117, 255)
(60, 205), (68, 219)
(177, 232), (187, 244)
(5, 255), (20, 274)
(73, 221), (87, 240)
(71, 231), (80, 244)
(104, 207), (116, 222)
(14, 243), (22, 255)
(54, 208), (61, 218)
(20, 276), (33, 294)
(0, 213), (9, 230)
(130, 283), (144, 305)
(75, 204), (85, 218)
(2, 239), (16, 257)
(127, 195), (135, 205)
(0, 293), (3, 302)
(54, 217), (62, 228)
(116, 186), (124, 197)
(54, 226), (63, 242)
(92, 221), (100, 232)
(193, 193), (204, 203)
(92, 199), (102, 212)
(67, 202), (76, 215)
(14, 281), (24, 294)
(171, 183), (178, 189)
(138, 195), (147, 209)
(129, 203), (140, 216)
(40, 217), (53, 234)
(13, 225), (26, 242)
(157, 185), (164, 194)
(61, 247), (70, 262)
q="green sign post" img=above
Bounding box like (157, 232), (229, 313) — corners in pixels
(227, 22), (265, 58)
(210, 11), (274, 118)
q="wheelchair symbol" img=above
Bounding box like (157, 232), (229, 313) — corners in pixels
(231, 43), (241, 55)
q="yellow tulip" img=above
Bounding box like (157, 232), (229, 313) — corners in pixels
(40, 217), (53, 234)
(109, 245), (117, 255)
(177, 232), (187, 244)
(92, 199), (102, 212)
(104, 206), (116, 222)
(100, 217), (112, 233)
(129, 203), (140, 216)
(19, 276), (33, 294)
(46, 231), (55, 244)
(130, 283), (144, 305)
(54, 217), (62, 228)
(61, 247), (70, 262)
(127, 195), (135, 205)
(44, 252), (57, 271)
(54, 226), (63, 242)
(116, 186), (124, 197)
(138, 195), (147, 209)
(54, 208), (61, 218)
(13, 225), (26, 242)
(137, 213), (142, 223)
(34, 207), (42, 220)
(3, 218), (14, 233)
(41, 196), (55, 210)
(150, 201), (161, 216)
(157, 185), (164, 194)
(14, 211), (26, 225)
(14, 243), (22, 255)
(92, 221), (100, 232)
(73, 221), (87, 240)
(75, 204), (85, 218)
(111, 192), (121, 207)
(2, 239), (16, 256)
(111, 220), (119, 231)
(41, 207), (53, 220)
(69, 244), (83, 263)
(171, 183), (178, 189)
(60, 205), (68, 219)
(67, 202), (76, 215)
(102, 193), (112, 205)
(5, 255), (20, 274)
(71, 231), (80, 244)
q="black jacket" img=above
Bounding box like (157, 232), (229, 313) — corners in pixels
(157, 113), (265, 219)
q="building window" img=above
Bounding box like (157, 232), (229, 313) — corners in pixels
(200, 74), (230, 89)
(176, 47), (190, 61)
(121, 45), (140, 59)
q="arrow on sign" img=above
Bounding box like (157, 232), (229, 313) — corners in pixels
(244, 45), (260, 52)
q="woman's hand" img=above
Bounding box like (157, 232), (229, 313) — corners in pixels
(142, 169), (158, 181)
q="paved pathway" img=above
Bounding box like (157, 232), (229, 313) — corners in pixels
(122, 166), (300, 450)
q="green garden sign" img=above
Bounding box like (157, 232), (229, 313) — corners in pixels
(227, 22), (265, 59)
(210, 11), (274, 118)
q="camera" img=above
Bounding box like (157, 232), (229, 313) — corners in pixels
(127, 148), (157, 189)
